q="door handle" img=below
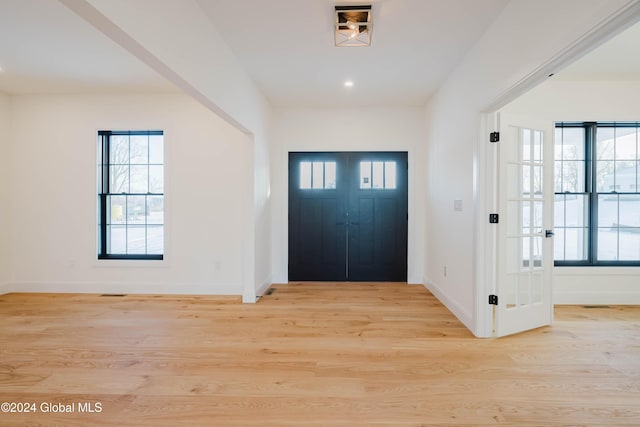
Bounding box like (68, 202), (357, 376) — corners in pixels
(545, 230), (554, 238)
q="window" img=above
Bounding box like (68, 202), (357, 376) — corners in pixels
(299, 161), (336, 189)
(98, 131), (164, 260)
(554, 122), (640, 265)
(359, 161), (396, 189)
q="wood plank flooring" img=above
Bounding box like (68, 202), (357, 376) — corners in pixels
(0, 282), (639, 426)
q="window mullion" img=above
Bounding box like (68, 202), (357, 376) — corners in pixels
(588, 123), (598, 265)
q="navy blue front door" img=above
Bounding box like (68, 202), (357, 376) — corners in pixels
(289, 152), (408, 281)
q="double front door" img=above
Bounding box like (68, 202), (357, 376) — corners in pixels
(289, 152), (408, 281)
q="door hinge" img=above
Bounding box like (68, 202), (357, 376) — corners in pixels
(489, 213), (499, 224)
(490, 132), (500, 142)
(489, 294), (498, 305)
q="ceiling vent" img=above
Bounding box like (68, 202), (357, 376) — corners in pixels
(335, 5), (372, 47)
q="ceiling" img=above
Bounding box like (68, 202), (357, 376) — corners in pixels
(0, 0), (175, 94)
(555, 21), (640, 81)
(197, 0), (510, 107)
(0, 0), (638, 106)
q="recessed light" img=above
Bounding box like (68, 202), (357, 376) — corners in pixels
(344, 80), (354, 88)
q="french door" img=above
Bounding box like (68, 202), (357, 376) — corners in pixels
(496, 113), (554, 337)
(289, 152), (408, 281)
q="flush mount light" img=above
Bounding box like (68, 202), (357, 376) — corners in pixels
(335, 5), (372, 47)
(344, 80), (354, 88)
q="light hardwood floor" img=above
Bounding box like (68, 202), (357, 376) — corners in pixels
(0, 282), (639, 426)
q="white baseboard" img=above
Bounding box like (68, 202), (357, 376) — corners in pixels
(256, 277), (272, 297)
(554, 291), (640, 305)
(9, 281), (242, 296)
(423, 276), (475, 335)
(0, 282), (11, 295)
(243, 276), (273, 304)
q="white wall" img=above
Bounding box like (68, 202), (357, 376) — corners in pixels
(272, 107), (426, 284)
(7, 93), (247, 295)
(503, 80), (640, 304)
(65, 0), (273, 302)
(422, 0), (637, 336)
(0, 92), (10, 294)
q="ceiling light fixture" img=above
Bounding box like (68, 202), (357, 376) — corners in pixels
(344, 80), (354, 88)
(335, 5), (372, 47)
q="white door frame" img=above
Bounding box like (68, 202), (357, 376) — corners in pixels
(474, 3), (640, 337)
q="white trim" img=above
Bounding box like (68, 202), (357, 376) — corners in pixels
(554, 291), (640, 305)
(554, 267), (640, 276)
(423, 276), (475, 335)
(255, 277), (273, 298)
(0, 282), (12, 295)
(242, 135), (257, 304)
(474, 112), (499, 338)
(10, 281), (242, 295)
(484, 1), (640, 112)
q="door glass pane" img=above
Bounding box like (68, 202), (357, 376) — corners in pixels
(360, 161), (371, 189)
(532, 165), (543, 195)
(533, 130), (543, 162)
(522, 236), (530, 268)
(522, 129), (531, 162)
(522, 165), (531, 195)
(533, 201), (543, 231)
(312, 162), (323, 189)
(522, 201), (531, 230)
(532, 236), (543, 267)
(300, 162), (312, 189)
(325, 162), (336, 189)
(385, 161), (397, 189)
(372, 161), (384, 189)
